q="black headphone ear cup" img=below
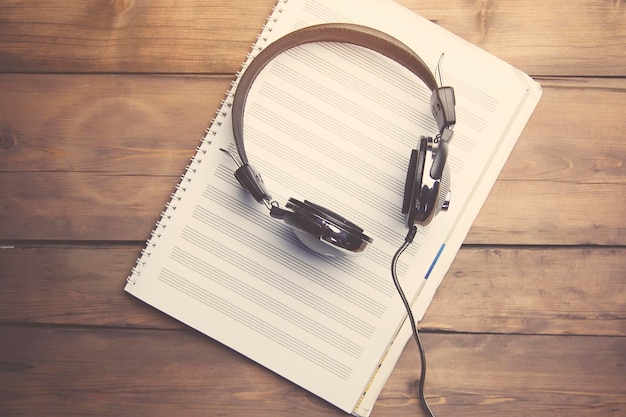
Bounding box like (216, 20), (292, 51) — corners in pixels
(276, 199), (372, 256)
(402, 150), (418, 215)
(402, 137), (427, 228)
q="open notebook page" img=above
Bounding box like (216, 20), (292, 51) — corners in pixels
(125, 0), (542, 414)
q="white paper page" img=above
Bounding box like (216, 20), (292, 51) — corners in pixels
(126, 0), (542, 414)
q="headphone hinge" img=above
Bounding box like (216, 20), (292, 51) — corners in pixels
(234, 164), (272, 204)
(431, 86), (456, 134)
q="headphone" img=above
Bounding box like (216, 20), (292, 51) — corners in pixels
(224, 23), (456, 257)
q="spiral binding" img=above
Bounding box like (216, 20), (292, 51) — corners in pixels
(127, 0), (288, 285)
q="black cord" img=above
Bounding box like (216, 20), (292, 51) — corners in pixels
(391, 226), (436, 417)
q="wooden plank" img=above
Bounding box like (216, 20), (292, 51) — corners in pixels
(2, 75), (625, 183)
(1, 246), (624, 337)
(0, 0), (624, 76)
(0, 172), (168, 241)
(424, 247), (626, 336)
(0, 327), (624, 417)
(1, 171), (624, 244)
(0, 0), (271, 74)
(0, 246), (168, 329)
(0, 246), (179, 330)
(0, 74), (228, 174)
(469, 181), (626, 245)
(0, 326), (329, 417)
(390, 332), (626, 417)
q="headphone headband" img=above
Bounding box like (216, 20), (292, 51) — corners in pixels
(232, 23), (440, 166)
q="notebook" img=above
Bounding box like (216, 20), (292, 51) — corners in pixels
(125, 0), (542, 415)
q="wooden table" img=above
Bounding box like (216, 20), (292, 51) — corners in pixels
(1, 1), (625, 416)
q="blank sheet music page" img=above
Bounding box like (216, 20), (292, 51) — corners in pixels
(125, 0), (542, 414)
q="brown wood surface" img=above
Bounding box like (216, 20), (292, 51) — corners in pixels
(1, 246), (624, 336)
(0, 0), (624, 76)
(1, 1), (625, 417)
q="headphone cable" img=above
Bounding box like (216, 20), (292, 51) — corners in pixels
(391, 226), (437, 417)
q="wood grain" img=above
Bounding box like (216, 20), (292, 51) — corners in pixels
(0, 0), (271, 74)
(2, 75), (625, 181)
(0, 327), (624, 417)
(0, 74), (226, 174)
(393, 332), (626, 417)
(1, 246), (624, 336)
(0, 0), (624, 75)
(425, 247), (626, 336)
(1, 172), (624, 244)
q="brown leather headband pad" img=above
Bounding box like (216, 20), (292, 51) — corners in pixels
(231, 23), (439, 164)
